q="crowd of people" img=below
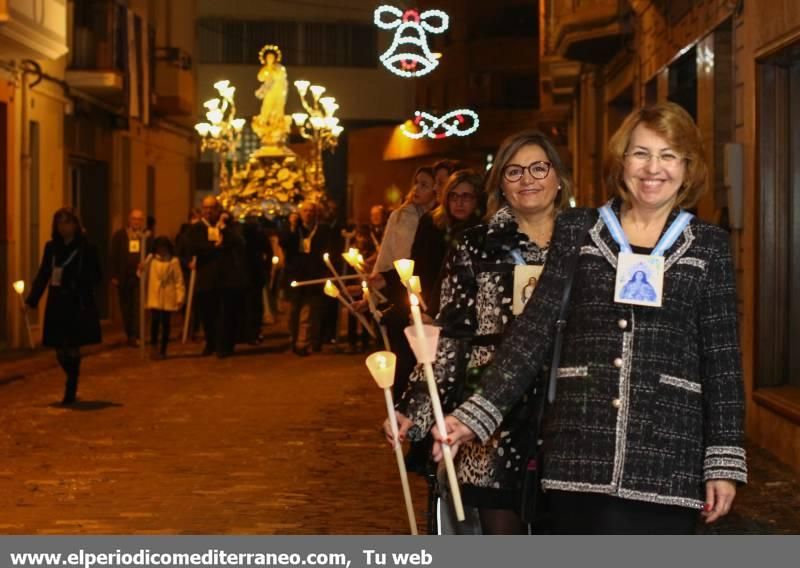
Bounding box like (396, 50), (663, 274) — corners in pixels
(24, 102), (746, 535)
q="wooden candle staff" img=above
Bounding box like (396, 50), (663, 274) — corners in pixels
(182, 256), (197, 344)
(139, 238), (151, 360)
(290, 274), (362, 288)
(406, 293), (465, 521)
(323, 280), (376, 338)
(323, 253), (355, 303)
(13, 280), (35, 349)
(362, 281), (390, 350)
(365, 351), (418, 535)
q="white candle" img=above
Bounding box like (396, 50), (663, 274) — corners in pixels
(407, 275), (428, 312)
(290, 274), (362, 287)
(408, 293), (465, 521)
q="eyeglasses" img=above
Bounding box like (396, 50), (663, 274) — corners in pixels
(502, 161), (552, 182)
(624, 150), (684, 167)
(447, 192), (477, 204)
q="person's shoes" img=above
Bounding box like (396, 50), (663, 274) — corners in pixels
(61, 394), (76, 406)
(293, 345), (311, 357)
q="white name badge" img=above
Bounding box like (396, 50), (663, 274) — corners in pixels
(129, 239), (141, 254)
(513, 264), (543, 315)
(51, 267), (63, 287)
(614, 252), (664, 308)
(302, 237), (312, 254)
(207, 227), (220, 242)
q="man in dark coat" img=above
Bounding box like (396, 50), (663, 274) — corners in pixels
(241, 215), (271, 343)
(187, 196), (248, 358)
(280, 201), (332, 356)
(110, 209), (152, 345)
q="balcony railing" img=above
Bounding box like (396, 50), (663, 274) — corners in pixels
(68, 0), (126, 72)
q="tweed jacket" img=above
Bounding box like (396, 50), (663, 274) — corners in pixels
(452, 200), (747, 509)
(403, 206), (548, 506)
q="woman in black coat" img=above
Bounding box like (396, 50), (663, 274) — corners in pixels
(436, 102), (747, 534)
(26, 207), (102, 405)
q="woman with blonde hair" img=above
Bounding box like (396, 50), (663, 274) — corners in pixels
(436, 102), (746, 534)
(388, 130), (573, 533)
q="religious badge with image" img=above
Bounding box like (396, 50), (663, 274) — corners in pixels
(614, 253), (665, 308)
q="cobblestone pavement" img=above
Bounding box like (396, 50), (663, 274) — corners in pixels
(0, 325), (798, 534)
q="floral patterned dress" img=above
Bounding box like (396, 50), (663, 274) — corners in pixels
(402, 206), (550, 510)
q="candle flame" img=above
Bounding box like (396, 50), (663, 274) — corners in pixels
(290, 280), (298, 288)
(323, 279), (339, 298)
(323, 252), (330, 261)
(13, 280), (25, 295)
(361, 280), (368, 290)
(376, 355), (387, 369)
(272, 256), (279, 265)
(409, 293), (420, 307)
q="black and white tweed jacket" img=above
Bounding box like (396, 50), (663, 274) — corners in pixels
(452, 200), (747, 509)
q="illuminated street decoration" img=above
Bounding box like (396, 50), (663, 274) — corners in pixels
(374, 5), (449, 77)
(401, 109), (480, 139)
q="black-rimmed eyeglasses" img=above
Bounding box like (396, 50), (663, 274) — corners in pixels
(502, 161), (552, 182)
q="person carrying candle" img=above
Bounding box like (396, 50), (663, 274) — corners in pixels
(433, 102), (747, 534)
(25, 208), (102, 405)
(110, 209), (152, 347)
(385, 131), (573, 534)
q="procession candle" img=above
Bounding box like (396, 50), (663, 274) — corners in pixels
(407, 275), (428, 312)
(363, 282), (390, 350)
(408, 293), (465, 521)
(323, 253), (356, 303)
(290, 274), (362, 287)
(365, 351), (418, 535)
(182, 256), (198, 344)
(13, 280), (34, 350)
(323, 280), (376, 338)
(393, 259), (415, 285)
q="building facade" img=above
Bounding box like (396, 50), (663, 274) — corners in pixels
(1, 0), (198, 350)
(539, 0), (800, 472)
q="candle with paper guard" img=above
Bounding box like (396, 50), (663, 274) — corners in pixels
(13, 280), (35, 349)
(393, 259), (414, 284)
(408, 293), (465, 520)
(325, 280), (376, 337)
(364, 351), (418, 534)
(342, 248), (365, 273)
(407, 275), (427, 312)
(323, 252), (355, 303)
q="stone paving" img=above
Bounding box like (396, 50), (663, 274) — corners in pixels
(0, 323), (798, 534)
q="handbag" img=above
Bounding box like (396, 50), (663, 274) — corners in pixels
(520, 213), (595, 528)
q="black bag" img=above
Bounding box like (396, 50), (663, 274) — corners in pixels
(519, 214), (594, 528)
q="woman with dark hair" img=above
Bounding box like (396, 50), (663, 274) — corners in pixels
(144, 236), (185, 359)
(436, 102), (746, 534)
(25, 207), (102, 405)
(386, 130), (574, 534)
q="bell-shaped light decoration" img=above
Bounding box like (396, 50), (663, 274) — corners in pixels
(213, 79), (230, 92)
(323, 279), (339, 298)
(231, 118), (246, 131)
(292, 112), (309, 126)
(404, 321), (440, 364)
(408, 275), (422, 296)
(366, 351), (396, 389)
(13, 280), (25, 295)
(294, 80), (311, 97)
(194, 123), (211, 137)
(309, 85), (326, 100)
(325, 117), (340, 129)
(393, 259), (414, 284)
(222, 86), (236, 100)
(309, 116), (326, 130)
(332, 125), (344, 137)
(203, 98), (220, 111)
(208, 125), (222, 137)
(206, 109), (224, 124)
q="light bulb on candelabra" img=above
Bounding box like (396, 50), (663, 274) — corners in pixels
(309, 85), (326, 100)
(292, 112), (309, 126)
(332, 125), (344, 137)
(213, 79), (230, 92)
(206, 109), (224, 124)
(194, 123), (212, 136)
(309, 116), (326, 130)
(325, 117), (340, 129)
(231, 118), (246, 131)
(222, 86), (236, 100)
(204, 99), (220, 111)
(294, 80), (310, 97)
(208, 125), (222, 137)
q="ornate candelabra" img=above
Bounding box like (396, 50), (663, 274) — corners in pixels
(291, 80), (344, 195)
(194, 80), (246, 189)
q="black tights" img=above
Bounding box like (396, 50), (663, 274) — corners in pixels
(479, 508), (527, 535)
(55, 348), (81, 404)
(150, 310), (172, 354)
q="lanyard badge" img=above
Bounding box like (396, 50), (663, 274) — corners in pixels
(129, 239), (141, 253)
(599, 205), (692, 308)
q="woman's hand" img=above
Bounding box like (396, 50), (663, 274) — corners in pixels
(702, 479), (737, 524)
(431, 416), (476, 462)
(382, 411), (412, 447)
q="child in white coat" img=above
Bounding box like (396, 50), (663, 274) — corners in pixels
(145, 236), (185, 359)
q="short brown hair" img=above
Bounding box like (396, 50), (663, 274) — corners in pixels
(604, 102), (708, 208)
(431, 169), (485, 229)
(51, 207), (84, 242)
(484, 130), (573, 219)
